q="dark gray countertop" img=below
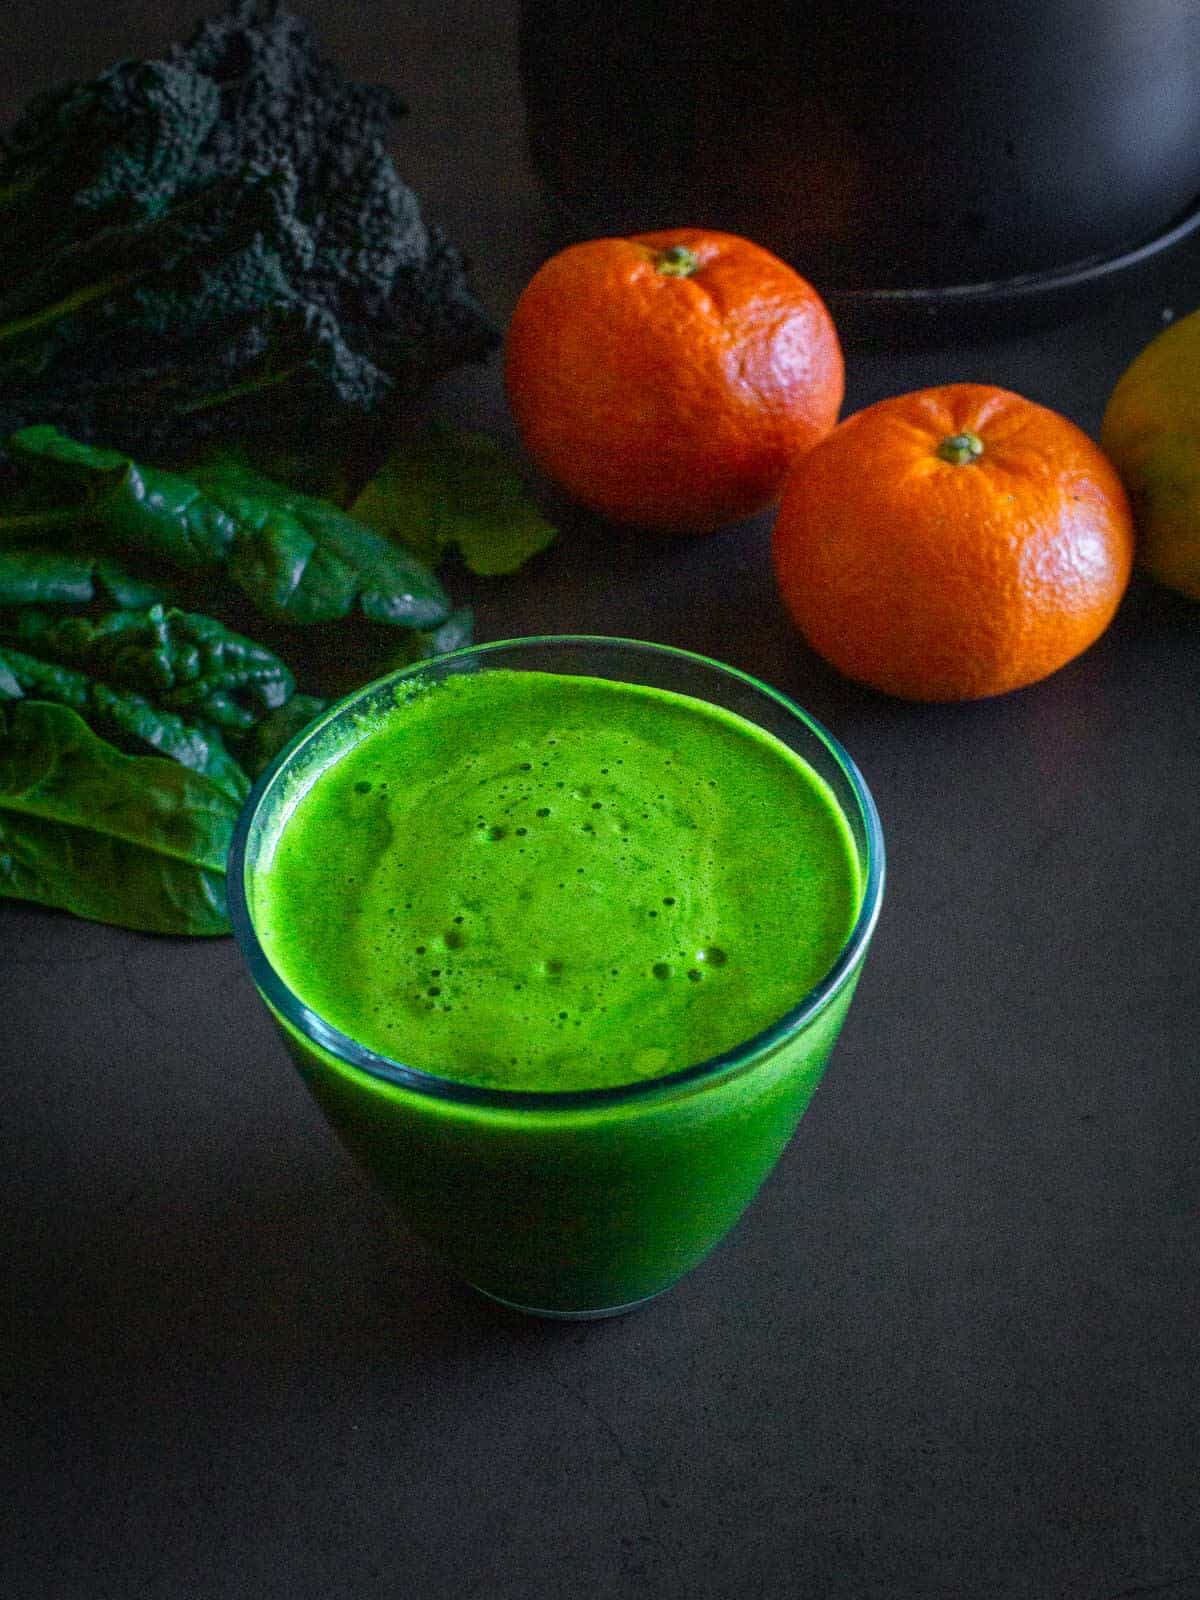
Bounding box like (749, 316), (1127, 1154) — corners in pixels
(3, 5), (1198, 1598)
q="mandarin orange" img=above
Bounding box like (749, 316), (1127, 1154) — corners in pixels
(504, 228), (843, 533)
(771, 383), (1135, 701)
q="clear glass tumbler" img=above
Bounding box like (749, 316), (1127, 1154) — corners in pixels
(227, 637), (884, 1318)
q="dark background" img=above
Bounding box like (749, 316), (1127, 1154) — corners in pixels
(2, 4), (1198, 1598)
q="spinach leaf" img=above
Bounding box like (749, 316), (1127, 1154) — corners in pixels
(5, 426), (240, 567)
(191, 452), (450, 626)
(349, 422), (557, 576)
(0, 644), (249, 802)
(0, 548), (165, 610)
(0, 601), (295, 732)
(4, 427), (451, 630)
(393, 605), (475, 666)
(0, 414), (552, 937)
(0, 699), (237, 935)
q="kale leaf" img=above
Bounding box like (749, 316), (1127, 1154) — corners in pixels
(0, 0), (499, 473)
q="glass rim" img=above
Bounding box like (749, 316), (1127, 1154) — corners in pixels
(227, 634), (885, 1112)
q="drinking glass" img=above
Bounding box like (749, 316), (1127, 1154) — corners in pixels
(227, 637), (884, 1318)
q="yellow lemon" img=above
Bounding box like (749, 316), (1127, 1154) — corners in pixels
(1101, 309), (1200, 599)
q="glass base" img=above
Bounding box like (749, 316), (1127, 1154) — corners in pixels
(470, 1284), (667, 1321)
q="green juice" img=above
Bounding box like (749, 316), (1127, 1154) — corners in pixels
(235, 644), (881, 1316)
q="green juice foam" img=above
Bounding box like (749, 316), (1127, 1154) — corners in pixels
(252, 668), (862, 1092)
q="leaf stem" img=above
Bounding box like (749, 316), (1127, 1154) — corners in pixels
(936, 431), (985, 465)
(654, 244), (700, 278)
(175, 364), (307, 415)
(0, 272), (139, 345)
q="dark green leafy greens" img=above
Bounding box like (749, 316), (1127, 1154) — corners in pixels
(350, 421), (559, 577)
(0, 699), (238, 935)
(0, 0), (499, 476)
(2, 428), (242, 572)
(4, 427), (451, 629)
(0, 594), (295, 732)
(0, 420), (556, 695)
(0, 406), (556, 934)
(0, 419), (556, 934)
(0, 642), (252, 803)
(190, 452), (451, 626)
(0, 549), (165, 611)
(0, 554), (325, 807)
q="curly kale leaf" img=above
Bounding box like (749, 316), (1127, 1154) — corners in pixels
(0, 1), (498, 468)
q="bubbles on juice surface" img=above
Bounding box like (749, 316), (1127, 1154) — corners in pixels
(335, 713), (752, 1088)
